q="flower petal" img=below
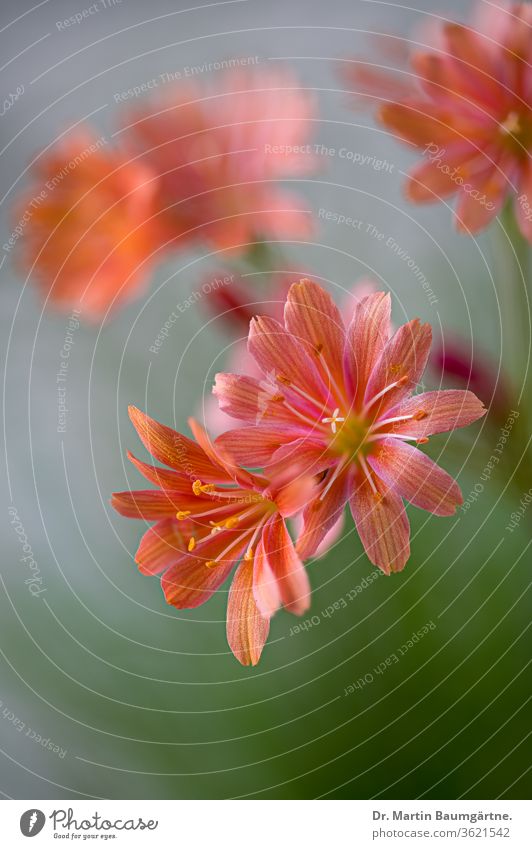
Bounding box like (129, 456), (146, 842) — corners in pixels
(135, 518), (188, 575)
(227, 559), (270, 666)
(284, 279), (346, 381)
(129, 406), (226, 483)
(112, 489), (185, 519)
(368, 439), (462, 516)
(161, 530), (244, 608)
(252, 537), (281, 618)
(213, 373), (296, 425)
(266, 437), (331, 481)
(127, 451), (191, 493)
(263, 514), (310, 615)
(386, 389), (486, 437)
(349, 474), (410, 574)
(364, 318), (432, 414)
(188, 417), (258, 490)
(296, 468), (350, 560)
(343, 291), (391, 404)
(215, 426), (293, 467)
(248, 315), (327, 401)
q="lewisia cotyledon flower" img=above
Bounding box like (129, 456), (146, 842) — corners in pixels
(342, 2), (532, 238)
(112, 407), (315, 665)
(121, 67), (316, 251)
(214, 280), (486, 574)
(15, 130), (170, 319)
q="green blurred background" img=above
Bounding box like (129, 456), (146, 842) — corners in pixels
(0, 0), (530, 799)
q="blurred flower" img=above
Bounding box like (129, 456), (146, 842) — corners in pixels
(214, 280), (486, 574)
(431, 335), (511, 425)
(15, 130), (170, 319)
(342, 2), (532, 238)
(112, 406), (315, 665)
(121, 67), (316, 252)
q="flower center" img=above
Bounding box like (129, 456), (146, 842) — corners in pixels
(499, 108), (532, 155)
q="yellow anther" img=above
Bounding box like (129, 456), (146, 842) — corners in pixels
(271, 393), (285, 403)
(397, 375), (409, 386)
(314, 342), (324, 356)
(176, 510), (191, 520)
(417, 436), (429, 445)
(192, 479), (215, 495)
(413, 409), (428, 421)
(205, 560), (218, 569)
(209, 521), (222, 534)
(244, 547), (254, 561)
(224, 516), (240, 529)
(276, 374), (291, 386)
(187, 537), (196, 552)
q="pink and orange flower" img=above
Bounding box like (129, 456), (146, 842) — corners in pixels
(15, 130), (170, 319)
(112, 407), (315, 665)
(214, 280), (486, 575)
(343, 2), (532, 238)
(121, 67), (316, 251)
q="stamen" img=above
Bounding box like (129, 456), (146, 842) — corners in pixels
(176, 510), (191, 520)
(276, 374), (327, 412)
(276, 374), (291, 386)
(319, 454), (349, 501)
(359, 455), (381, 500)
(366, 432), (430, 444)
(205, 560), (218, 569)
(187, 537), (196, 552)
(314, 345), (349, 408)
(361, 375), (409, 417)
(244, 547), (254, 561)
(224, 515), (240, 529)
(322, 407), (345, 434)
(371, 412), (420, 430)
(283, 399), (324, 430)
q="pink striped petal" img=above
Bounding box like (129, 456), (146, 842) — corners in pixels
(213, 373), (297, 426)
(385, 389), (486, 438)
(343, 291), (391, 404)
(364, 318), (432, 415)
(227, 559), (270, 666)
(252, 537), (281, 618)
(349, 474), (410, 574)
(266, 437), (331, 480)
(296, 468), (350, 559)
(248, 314), (327, 401)
(215, 426), (294, 467)
(284, 279), (346, 382)
(368, 439), (462, 516)
(263, 514), (310, 614)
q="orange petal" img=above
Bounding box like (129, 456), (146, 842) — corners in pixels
(349, 474), (410, 575)
(386, 389), (486, 438)
(128, 406), (228, 483)
(364, 318), (432, 415)
(111, 489), (185, 520)
(226, 559), (270, 666)
(343, 291), (391, 405)
(284, 279), (346, 384)
(135, 518), (189, 575)
(263, 514), (310, 615)
(368, 439), (463, 516)
(252, 538), (281, 619)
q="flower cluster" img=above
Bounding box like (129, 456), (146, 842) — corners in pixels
(113, 280), (485, 664)
(343, 2), (532, 238)
(15, 68), (315, 319)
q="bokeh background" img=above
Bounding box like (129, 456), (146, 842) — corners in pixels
(0, 0), (530, 799)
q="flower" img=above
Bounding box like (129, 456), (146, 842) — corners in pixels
(214, 280), (486, 574)
(15, 130), (170, 319)
(121, 67), (316, 251)
(112, 406), (315, 665)
(342, 2), (532, 238)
